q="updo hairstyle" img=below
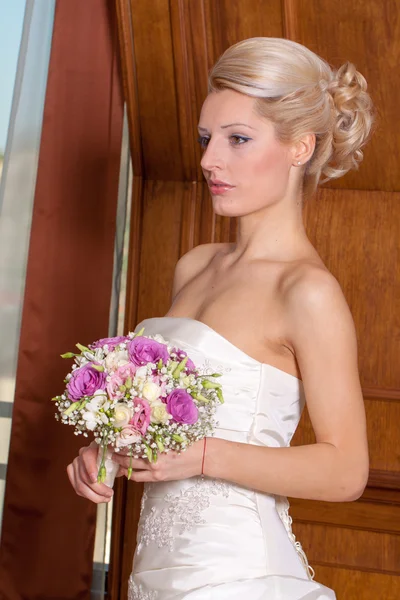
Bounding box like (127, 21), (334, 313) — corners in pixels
(209, 38), (375, 197)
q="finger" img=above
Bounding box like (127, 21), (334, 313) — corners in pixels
(77, 456), (96, 487)
(72, 460), (113, 503)
(127, 468), (159, 483)
(81, 446), (101, 483)
(112, 454), (149, 470)
(67, 463), (76, 489)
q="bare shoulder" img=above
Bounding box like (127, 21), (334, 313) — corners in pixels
(281, 261), (357, 352)
(171, 242), (230, 301)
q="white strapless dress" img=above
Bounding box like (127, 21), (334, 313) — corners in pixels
(128, 317), (336, 600)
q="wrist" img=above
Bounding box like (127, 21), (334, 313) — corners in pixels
(201, 437), (220, 478)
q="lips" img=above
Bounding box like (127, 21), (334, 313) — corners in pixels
(209, 179), (233, 187)
(208, 180), (235, 195)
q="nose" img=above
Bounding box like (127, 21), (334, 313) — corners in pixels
(200, 139), (224, 172)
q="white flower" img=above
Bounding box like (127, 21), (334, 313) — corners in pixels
(113, 404), (133, 427)
(82, 411), (98, 431)
(142, 381), (162, 403)
(99, 413), (109, 425)
(150, 401), (172, 424)
(105, 349), (129, 371)
(135, 366), (148, 380)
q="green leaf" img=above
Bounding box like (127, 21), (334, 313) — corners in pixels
(91, 364), (105, 372)
(202, 379), (222, 389)
(144, 443), (153, 463)
(76, 343), (90, 353)
(155, 435), (165, 452)
(172, 356), (188, 379)
(172, 433), (184, 443)
(97, 466), (107, 483)
(216, 388), (224, 404)
(60, 352), (76, 359)
(192, 391), (210, 404)
(134, 327), (145, 338)
(63, 401), (80, 416)
(168, 360), (178, 373)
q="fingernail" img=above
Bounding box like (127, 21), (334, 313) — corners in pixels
(91, 473), (97, 483)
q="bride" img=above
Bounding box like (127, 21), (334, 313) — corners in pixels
(67, 38), (374, 599)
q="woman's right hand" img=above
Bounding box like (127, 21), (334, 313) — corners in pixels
(67, 441), (114, 503)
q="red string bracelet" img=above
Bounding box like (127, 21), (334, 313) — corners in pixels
(201, 437), (207, 478)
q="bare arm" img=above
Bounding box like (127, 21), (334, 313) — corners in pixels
(203, 271), (369, 502)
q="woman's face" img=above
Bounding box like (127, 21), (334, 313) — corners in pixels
(198, 89), (295, 217)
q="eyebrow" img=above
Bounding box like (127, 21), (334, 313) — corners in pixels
(198, 122), (255, 132)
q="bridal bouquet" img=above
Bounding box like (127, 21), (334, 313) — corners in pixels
(53, 327), (224, 485)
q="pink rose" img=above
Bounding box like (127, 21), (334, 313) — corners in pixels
(166, 389), (198, 424)
(91, 336), (128, 351)
(130, 397), (151, 435)
(107, 363), (137, 400)
(67, 363), (106, 401)
(116, 425), (142, 448)
(107, 373), (125, 401)
(128, 336), (170, 366)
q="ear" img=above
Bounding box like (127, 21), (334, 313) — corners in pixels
(291, 133), (316, 166)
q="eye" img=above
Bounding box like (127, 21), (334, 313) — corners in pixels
(230, 135), (251, 146)
(197, 135), (210, 149)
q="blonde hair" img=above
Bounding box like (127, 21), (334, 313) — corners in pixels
(209, 38), (375, 197)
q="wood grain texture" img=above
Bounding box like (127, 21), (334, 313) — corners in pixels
(290, 496), (400, 534)
(293, 522), (400, 574)
(311, 565), (398, 599)
(113, 1), (400, 597)
(304, 189), (400, 391)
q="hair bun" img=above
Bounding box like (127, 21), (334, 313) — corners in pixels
(322, 62), (374, 181)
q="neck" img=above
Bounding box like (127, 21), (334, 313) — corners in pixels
(228, 194), (312, 264)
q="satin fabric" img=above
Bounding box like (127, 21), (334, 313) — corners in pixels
(128, 317), (336, 600)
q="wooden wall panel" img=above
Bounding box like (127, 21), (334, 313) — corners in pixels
(130, 1), (183, 180)
(304, 189), (400, 392)
(293, 398), (400, 490)
(287, 0), (400, 192)
(294, 522), (400, 574)
(113, 1), (400, 598)
(314, 566), (397, 599)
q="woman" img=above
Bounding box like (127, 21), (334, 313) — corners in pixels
(68, 38), (374, 599)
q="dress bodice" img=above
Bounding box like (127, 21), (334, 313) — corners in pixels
(129, 317), (335, 600)
(137, 316), (305, 449)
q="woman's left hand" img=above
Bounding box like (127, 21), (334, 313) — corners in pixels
(112, 438), (205, 483)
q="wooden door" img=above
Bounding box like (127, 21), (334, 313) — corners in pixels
(110, 1), (400, 598)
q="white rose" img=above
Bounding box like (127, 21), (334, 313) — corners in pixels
(105, 350), (129, 371)
(116, 425), (142, 448)
(150, 402), (172, 424)
(134, 366), (148, 380)
(113, 404), (133, 427)
(142, 381), (162, 403)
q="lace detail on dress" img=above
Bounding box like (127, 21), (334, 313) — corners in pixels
(276, 496), (315, 580)
(128, 575), (158, 600)
(138, 477), (230, 552)
(198, 358), (232, 376)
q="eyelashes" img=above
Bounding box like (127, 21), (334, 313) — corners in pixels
(197, 135), (251, 149)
